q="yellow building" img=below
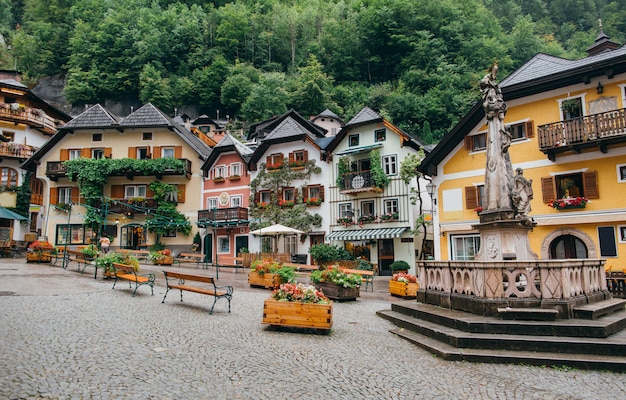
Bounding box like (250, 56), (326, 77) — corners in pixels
(419, 32), (626, 270)
(23, 103), (210, 251)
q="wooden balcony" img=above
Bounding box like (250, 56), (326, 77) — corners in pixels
(93, 198), (158, 217)
(0, 104), (62, 134)
(0, 142), (37, 160)
(46, 158), (193, 181)
(339, 170), (379, 193)
(538, 108), (626, 161)
(197, 207), (249, 228)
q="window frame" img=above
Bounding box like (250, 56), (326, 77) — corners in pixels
(124, 185), (147, 199)
(339, 202), (353, 218)
(307, 185), (321, 200)
(213, 165), (226, 179)
(284, 235), (297, 255)
(56, 224), (96, 246)
(162, 147), (175, 158)
(617, 164), (626, 183)
(92, 148), (105, 159)
(348, 134), (359, 147)
(58, 187), (72, 204)
(283, 187), (295, 202)
(142, 132), (153, 141)
(230, 162), (242, 177)
(92, 133), (103, 142)
(68, 149), (82, 160)
(470, 132), (487, 152)
(0, 167), (18, 187)
(361, 200), (375, 216)
(375, 129), (386, 142)
(259, 191), (271, 204)
(230, 195), (243, 208)
(382, 154), (398, 176)
(136, 147), (150, 160)
(217, 236), (230, 254)
(383, 198), (399, 215)
(598, 226), (618, 258)
(207, 197), (218, 210)
(450, 234), (481, 261)
(618, 225), (626, 243)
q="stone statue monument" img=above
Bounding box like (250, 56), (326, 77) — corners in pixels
(474, 62), (537, 261)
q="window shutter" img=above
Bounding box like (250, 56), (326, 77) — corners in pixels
(104, 148), (112, 158)
(293, 187), (298, 200)
(50, 188), (58, 205)
(319, 186), (325, 201)
(128, 147), (136, 159)
(278, 188), (283, 201)
(111, 185), (124, 199)
(289, 152), (295, 163)
(303, 150), (309, 162)
(177, 184), (186, 203)
(174, 146), (182, 158)
(525, 121), (534, 138)
(541, 177), (556, 203)
(60, 149), (69, 161)
(583, 170), (599, 199)
(303, 186), (309, 201)
(81, 148), (91, 158)
(146, 186), (155, 199)
(266, 155), (271, 166)
(254, 192), (260, 203)
(71, 187), (81, 204)
(152, 146), (161, 159)
(465, 186), (478, 210)
(464, 136), (473, 151)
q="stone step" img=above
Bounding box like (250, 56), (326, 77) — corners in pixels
(389, 327), (626, 372)
(378, 309), (626, 356)
(388, 301), (626, 338)
(497, 307), (559, 321)
(573, 298), (626, 320)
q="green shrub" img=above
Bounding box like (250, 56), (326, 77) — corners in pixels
(390, 260), (410, 271)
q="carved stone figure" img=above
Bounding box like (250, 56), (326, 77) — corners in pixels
(512, 168), (533, 221)
(479, 62), (514, 213)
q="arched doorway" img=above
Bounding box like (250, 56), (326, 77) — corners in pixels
(549, 234), (588, 259)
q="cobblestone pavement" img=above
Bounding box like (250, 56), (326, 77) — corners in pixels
(1, 258), (624, 400)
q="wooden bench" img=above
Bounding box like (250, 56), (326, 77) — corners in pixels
(173, 253), (206, 269)
(340, 268), (374, 292)
(111, 262), (155, 296)
(162, 271), (233, 314)
(283, 262), (319, 273)
(118, 249), (150, 263)
(217, 255), (244, 273)
(64, 249), (99, 279)
(48, 247), (65, 266)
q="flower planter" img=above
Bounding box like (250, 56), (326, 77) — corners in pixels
(389, 280), (419, 299)
(262, 299), (333, 331)
(155, 255), (173, 265)
(248, 272), (283, 289)
(26, 252), (52, 263)
(314, 281), (360, 301)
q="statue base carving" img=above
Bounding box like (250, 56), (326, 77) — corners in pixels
(473, 211), (537, 261)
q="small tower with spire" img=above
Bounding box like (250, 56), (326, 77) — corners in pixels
(586, 19), (620, 57)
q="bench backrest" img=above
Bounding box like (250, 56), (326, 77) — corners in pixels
(179, 253), (203, 259)
(113, 262), (136, 274)
(341, 268), (374, 276)
(164, 271), (215, 285)
(66, 249), (85, 258)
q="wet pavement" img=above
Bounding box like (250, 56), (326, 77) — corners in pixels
(0, 258), (624, 399)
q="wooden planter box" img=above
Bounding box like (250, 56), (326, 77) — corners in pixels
(248, 272), (283, 289)
(26, 251), (53, 263)
(262, 299), (332, 331)
(155, 255), (173, 265)
(389, 280), (419, 299)
(315, 282), (360, 301)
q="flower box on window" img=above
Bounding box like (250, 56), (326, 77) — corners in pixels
(228, 174), (241, 181)
(257, 201), (269, 209)
(306, 198), (322, 206)
(266, 163), (283, 171)
(288, 160), (307, 169)
(548, 197), (589, 210)
(213, 177), (225, 183)
(358, 215), (376, 224)
(380, 212), (399, 221)
(278, 200), (295, 208)
(336, 217), (354, 226)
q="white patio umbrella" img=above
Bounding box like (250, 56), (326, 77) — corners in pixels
(249, 224), (304, 256)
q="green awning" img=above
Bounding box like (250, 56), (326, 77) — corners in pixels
(326, 227), (408, 241)
(335, 143), (383, 156)
(0, 207), (28, 221)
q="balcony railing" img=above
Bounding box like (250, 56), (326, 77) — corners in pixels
(93, 198), (158, 217)
(339, 170), (375, 192)
(46, 158), (192, 181)
(198, 207), (249, 227)
(0, 104), (63, 134)
(0, 142), (38, 159)
(538, 108), (626, 159)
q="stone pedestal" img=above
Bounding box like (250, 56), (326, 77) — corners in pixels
(473, 212), (537, 261)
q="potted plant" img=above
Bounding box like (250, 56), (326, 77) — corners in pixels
(262, 283), (332, 332)
(26, 240), (54, 263)
(308, 243), (353, 268)
(149, 248), (173, 265)
(80, 244), (99, 260)
(389, 272), (419, 299)
(310, 265), (362, 301)
(192, 232), (201, 252)
(390, 260), (410, 274)
(248, 259), (296, 289)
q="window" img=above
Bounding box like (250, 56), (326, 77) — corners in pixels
(58, 187), (72, 204)
(162, 229), (177, 238)
(451, 235), (481, 261)
(382, 154), (397, 175)
(0, 167), (18, 187)
(617, 164), (626, 182)
(218, 236), (230, 253)
(162, 147), (175, 158)
(68, 149), (81, 160)
(142, 132), (153, 141)
(230, 195), (242, 208)
(283, 188), (295, 202)
(383, 199), (399, 215)
(361, 200), (375, 216)
(293, 150), (306, 163)
(349, 134), (359, 146)
(375, 129), (386, 142)
(56, 224), (96, 245)
(619, 226), (626, 243)
(136, 147), (149, 160)
(92, 148), (104, 159)
(92, 133), (102, 142)
(284, 235), (297, 254)
(550, 235), (588, 259)
(307, 185), (321, 200)
(541, 171), (598, 202)
(207, 197), (218, 209)
(598, 226), (617, 257)
(230, 162), (242, 177)
(213, 165), (226, 179)
(125, 185), (147, 198)
(339, 203), (353, 218)
(259, 191), (271, 204)
(507, 121), (534, 140)
(560, 97), (583, 120)
(465, 185), (484, 210)
(465, 133), (487, 151)
(2, 131), (14, 142)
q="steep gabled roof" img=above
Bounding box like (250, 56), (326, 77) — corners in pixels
(120, 103), (170, 127)
(247, 109), (327, 142)
(418, 44), (626, 176)
(201, 133), (254, 174)
(345, 107), (383, 127)
(63, 104), (119, 129)
(248, 109), (329, 164)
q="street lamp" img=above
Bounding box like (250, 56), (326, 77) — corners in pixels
(426, 182), (436, 205)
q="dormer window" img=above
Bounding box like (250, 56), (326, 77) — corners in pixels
(92, 133), (102, 142)
(349, 134), (359, 146)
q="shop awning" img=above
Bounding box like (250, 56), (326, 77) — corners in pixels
(326, 227), (408, 241)
(335, 143), (383, 156)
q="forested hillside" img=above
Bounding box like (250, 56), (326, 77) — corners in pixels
(1, 0), (624, 141)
